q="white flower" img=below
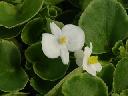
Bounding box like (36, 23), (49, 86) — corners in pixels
(42, 22), (85, 64)
(74, 43), (102, 76)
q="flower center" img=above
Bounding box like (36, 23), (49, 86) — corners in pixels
(58, 36), (68, 45)
(88, 56), (98, 64)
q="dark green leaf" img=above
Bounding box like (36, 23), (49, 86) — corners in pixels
(0, 0), (44, 27)
(30, 76), (56, 95)
(21, 18), (45, 45)
(0, 40), (28, 92)
(98, 61), (115, 92)
(25, 42), (68, 81)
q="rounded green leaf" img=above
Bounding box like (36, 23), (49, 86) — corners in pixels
(25, 42), (68, 81)
(79, 0), (128, 54)
(98, 61), (115, 92)
(113, 58), (128, 93)
(30, 76), (56, 95)
(45, 68), (83, 96)
(2, 92), (28, 96)
(21, 18), (45, 45)
(0, 40), (28, 92)
(0, 0), (44, 28)
(62, 73), (108, 96)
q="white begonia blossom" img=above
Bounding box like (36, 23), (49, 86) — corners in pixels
(42, 22), (85, 64)
(74, 43), (102, 76)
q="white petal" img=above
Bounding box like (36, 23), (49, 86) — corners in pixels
(82, 47), (92, 68)
(60, 45), (69, 65)
(84, 43), (93, 58)
(85, 65), (97, 76)
(74, 50), (84, 67)
(84, 63), (102, 76)
(89, 42), (93, 50)
(82, 54), (88, 71)
(93, 63), (102, 72)
(42, 33), (60, 58)
(62, 24), (85, 52)
(50, 22), (61, 36)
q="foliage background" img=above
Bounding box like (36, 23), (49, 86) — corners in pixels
(0, 0), (128, 96)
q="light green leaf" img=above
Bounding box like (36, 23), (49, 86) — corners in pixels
(112, 89), (128, 96)
(2, 92), (28, 96)
(62, 73), (108, 96)
(120, 89), (128, 96)
(125, 39), (128, 52)
(79, 0), (128, 54)
(112, 40), (123, 55)
(113, 58), (128, 93)
(45, 68), (83, 96)
(112, 93), (120, 96)
(0, 40), (28, 92)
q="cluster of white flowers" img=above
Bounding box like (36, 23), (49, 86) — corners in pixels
(41, 22), (102, 76)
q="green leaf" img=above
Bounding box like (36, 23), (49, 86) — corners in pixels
(39, 6), (62, 20)
(112, 93), (120, 96)
(0, 40), (28, 92)
(3, 0), (23, 4)
(112, 90), (128, 96)
(112, 40), (123, 56)
(79, 0), (128, 54)
(120, 89), (128, 96)
(62, 73), (108, 96)
(45, 68), (83, 96)
(125, 39), (128, 52)
(48, 6), (62, 18)
(98, 61), (115, 92)
(21, 18), (45, 45)
(2, 92), (28, 96)
(30, 76), (56, 95)
(25, 42), (68, 81)
(119, 46), (127, 57)
(113, 58), (128, 93)
(0, 0), (44, 28)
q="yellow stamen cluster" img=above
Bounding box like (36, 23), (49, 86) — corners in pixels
(58, 36), (68, 44)
(88, 56), (98, 64)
